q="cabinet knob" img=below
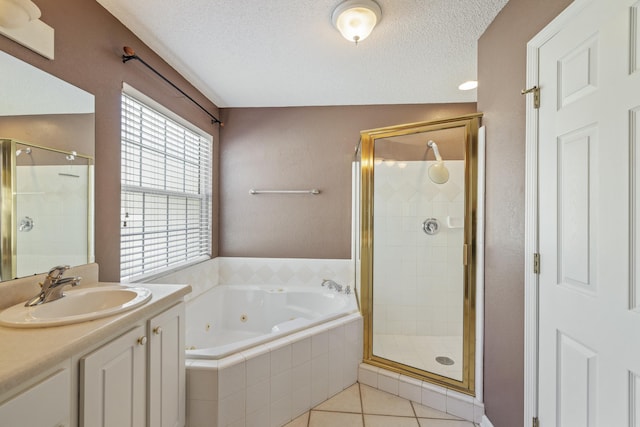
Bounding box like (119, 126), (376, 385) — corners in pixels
(137, 336), (147, 346)
(153, 326), (163, 335)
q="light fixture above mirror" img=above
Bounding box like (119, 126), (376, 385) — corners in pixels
(331, 0), (381, 45)
(0, 0), (40, 29)
(0, 0), (54, 59)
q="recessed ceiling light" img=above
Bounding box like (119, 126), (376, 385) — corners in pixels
(458, 80), (478, 91)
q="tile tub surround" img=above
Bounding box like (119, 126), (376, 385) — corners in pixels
(151, 257), (355, 302)
(186, 313), (363, 427)
(150, 258), (220, 302)
(217, 257), (354, 289)
(357, 364), (485, 425)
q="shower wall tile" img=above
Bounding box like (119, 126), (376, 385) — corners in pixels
(373, 161), (465, 337)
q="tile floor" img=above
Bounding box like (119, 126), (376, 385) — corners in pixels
(283, 382), (479, 427)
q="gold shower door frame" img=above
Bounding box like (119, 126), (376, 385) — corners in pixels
(360, 113), (481, 395)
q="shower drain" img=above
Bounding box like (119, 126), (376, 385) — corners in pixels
(435, 356), (455, 366)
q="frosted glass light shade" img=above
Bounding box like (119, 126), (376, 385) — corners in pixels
(0, 0), (41, 29)
(332, 0), (381, 44)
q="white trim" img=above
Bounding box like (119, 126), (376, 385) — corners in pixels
(523, 0), (592, 426)
(475, 126), (486, 403)
(480, 414), (495, 427)
(357, 363), (484, 423)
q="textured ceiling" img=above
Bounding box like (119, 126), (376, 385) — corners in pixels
(95, 0), (508, 108)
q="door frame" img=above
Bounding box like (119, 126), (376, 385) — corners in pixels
(523, 0), (591, 425)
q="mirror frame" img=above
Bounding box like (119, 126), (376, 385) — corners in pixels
(359, 113), (482, 395)
(0, 138), (94, 281)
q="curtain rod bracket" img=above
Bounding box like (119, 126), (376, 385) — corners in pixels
(122, 46), (223, 127)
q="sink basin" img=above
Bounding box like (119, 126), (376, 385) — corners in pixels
(0, 286), (152, 328)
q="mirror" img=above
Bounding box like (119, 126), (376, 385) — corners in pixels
(0, 50), (95, 280)
(358, 114), (481, 395)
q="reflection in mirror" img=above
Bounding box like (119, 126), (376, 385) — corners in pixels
(359, 114), (481, 395)
(0, 140), (94, 280)
(0, 50), (95, 280)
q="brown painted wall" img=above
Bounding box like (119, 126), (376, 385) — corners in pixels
(0, 0), (220, 281)
(477, 0), (572, 425)
(0, 113), (94, 156)
(219, 104), (476, 258)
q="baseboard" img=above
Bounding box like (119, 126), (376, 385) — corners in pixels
(480, 414), (495, 427)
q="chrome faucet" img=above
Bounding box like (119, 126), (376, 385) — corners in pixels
(25, 265), (82, 307)
(321, 279), (351, 294)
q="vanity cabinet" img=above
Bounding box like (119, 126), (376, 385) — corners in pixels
(80, 325), (147, 427)
(148, 302), (185, 427)
(0, 365), (71, 427)
(79, 302), (185, 427)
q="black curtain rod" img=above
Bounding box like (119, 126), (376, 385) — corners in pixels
(122, 46), (223, 127)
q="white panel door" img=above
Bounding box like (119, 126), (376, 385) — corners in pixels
(538, 0), (640, 425)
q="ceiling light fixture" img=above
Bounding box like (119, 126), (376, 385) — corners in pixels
(458, 80), (478, 91)
(0, 0), (41, 29)
(332, 0), (382, 45)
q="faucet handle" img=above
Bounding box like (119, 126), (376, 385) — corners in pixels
(47, 265), (71, 279)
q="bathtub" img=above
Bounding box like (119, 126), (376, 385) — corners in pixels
(184, 284), (363, 427)
(186, 284), (358, 359)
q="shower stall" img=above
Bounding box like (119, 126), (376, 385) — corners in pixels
(355, 114), (482, 395)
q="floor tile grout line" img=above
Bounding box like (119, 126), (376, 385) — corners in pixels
(311, 408), (364, 415)
(410, 399), (419, 421)
(358, 382), (365, 426)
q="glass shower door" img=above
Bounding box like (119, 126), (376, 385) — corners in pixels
(360, 114), (480, 394)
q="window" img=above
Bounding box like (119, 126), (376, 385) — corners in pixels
(120, 90), (212, 282)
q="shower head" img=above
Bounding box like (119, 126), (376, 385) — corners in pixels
(427, 140), (449, 184)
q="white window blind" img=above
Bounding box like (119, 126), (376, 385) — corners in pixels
(120, 92), (212, 282)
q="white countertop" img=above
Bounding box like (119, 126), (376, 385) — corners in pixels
(0, 282), (191, 397)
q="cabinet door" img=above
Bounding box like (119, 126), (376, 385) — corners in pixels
(80, 325), (146, 427)
(0, 367), (70, 427)
(148, 302), (185, 427)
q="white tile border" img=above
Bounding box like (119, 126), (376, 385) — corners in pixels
(357, 363), (485, 424)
